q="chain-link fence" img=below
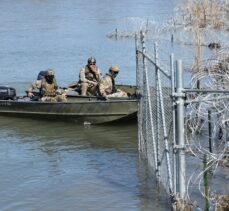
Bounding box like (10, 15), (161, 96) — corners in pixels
(136, 32), (176, 202)
(136, 32), (229, 210)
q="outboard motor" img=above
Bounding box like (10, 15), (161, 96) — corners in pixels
(0, 86), (16, 100)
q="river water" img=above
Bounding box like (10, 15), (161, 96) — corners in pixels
(0, 0), (175, 210)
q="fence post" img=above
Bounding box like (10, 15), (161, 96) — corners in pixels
(139, 31), (147, 156)
(154, 42), (161, 181)
(155, 42), (173, 194)
(135, 33), (139, 87)
(141, 31), (158, 173)
(135, 33), (142, 153)
(176, 60), (186, 200)
(170, 53), (176, 194)
(208, 110), (212, 153)
(115, 28), (118, 40)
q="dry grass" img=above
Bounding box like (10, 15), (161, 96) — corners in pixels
(177, 0), (229, 74)
(178, 0), (227, 29)
(214, 194), (229, 211)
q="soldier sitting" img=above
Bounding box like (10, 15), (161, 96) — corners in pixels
(27, 69), (67, 102)
(99, 65), (127, 99)
(78, 57), (101, 96)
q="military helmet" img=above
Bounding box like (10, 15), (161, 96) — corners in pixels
(109, 65), (120, 73)
(45, 69), (55, 76)
(87, 57), (96, 65)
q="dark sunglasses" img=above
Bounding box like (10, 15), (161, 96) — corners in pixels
(89, 62), (96, 65)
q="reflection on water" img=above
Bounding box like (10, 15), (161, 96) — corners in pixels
(0, 116), (169, 210)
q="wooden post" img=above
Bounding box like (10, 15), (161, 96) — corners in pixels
(115, 28), (118, 40)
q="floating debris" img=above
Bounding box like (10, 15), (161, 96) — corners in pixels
(84, 121), (91, 125)
(208, 42), (221, 49)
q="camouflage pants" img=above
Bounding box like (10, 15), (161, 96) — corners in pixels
(81, 82), (98, 96)
(107, 89), (128, 98)
(41, 95), (67, 102)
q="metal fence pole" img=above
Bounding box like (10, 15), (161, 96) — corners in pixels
(141, 31), (158, 172)
(176, 60), (186, 199)
(135, 33), (140, 87)
(155, 42), (173, 194)
(155, 42), (161, 181)
(135, 33), (139, 86)
(136, 33), (142, 152)
(170, 53), (176, 194)
(140, 31), (147, 156)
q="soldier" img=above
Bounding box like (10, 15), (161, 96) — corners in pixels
(99, 65), (127, 99)
(78, 57), (101, 96)
(27, 69), (67, 102)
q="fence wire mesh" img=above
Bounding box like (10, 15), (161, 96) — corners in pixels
(136, 33), (175, 198)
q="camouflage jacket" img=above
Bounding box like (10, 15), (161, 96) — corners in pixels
(99, 74), (116, 97)
(79, 65), (101, 84)
(27, 79), (58, 97)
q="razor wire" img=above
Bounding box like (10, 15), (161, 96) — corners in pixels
(184, 48), (229, 209)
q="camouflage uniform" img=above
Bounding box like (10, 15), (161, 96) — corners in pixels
(99, 74), (127, 98)
(79, 65), (101, 96)
(27, 79), (67, 102)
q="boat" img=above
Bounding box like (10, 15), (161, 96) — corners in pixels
(0, 85), (138, 124)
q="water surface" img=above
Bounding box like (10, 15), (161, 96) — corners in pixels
(0, 117), (170, 210)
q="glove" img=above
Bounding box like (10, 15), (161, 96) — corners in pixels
(103, 95), (109, 100)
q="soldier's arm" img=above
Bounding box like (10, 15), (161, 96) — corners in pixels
(79, 68), (89, 83)
(96, 68), (102, 82)
(54, 77), (58, 89)
(27, 80), (41, 96)
(99, 77), (108, 97)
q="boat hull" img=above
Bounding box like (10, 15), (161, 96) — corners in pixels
(0, 99), (137, 124)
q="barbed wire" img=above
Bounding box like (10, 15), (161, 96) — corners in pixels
(185, 48), (229, 208)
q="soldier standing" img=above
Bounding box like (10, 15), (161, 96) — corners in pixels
(99, 65), (127, 99)
(78, 57), (101, 96)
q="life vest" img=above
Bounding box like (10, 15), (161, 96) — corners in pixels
(111, 76), (116, 93)
(84, 66), (100, 82)
(40, 80), (56, 97)
(106, 74), (116, 93)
